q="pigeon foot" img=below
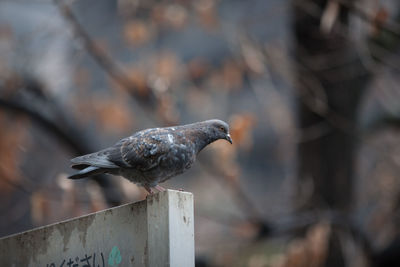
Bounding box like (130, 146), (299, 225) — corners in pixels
(155, 185), (166, 192)
(144, 185), (166, 194)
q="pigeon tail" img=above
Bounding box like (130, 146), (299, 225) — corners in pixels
(71, 152), (118, 169)
(68, 166), (105, 179)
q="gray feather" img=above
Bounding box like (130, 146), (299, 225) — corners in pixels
(71, 150), (118, 169)
(68, 166), (105, 179)
(68, 119), (232, 189)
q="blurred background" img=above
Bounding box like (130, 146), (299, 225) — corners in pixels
(1, 0), (400, 266)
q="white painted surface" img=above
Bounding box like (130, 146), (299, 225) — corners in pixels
(147, 190), (194, 267)
(0, 190), (194, 267)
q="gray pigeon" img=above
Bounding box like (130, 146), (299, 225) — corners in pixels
(68, 119), (232, 193)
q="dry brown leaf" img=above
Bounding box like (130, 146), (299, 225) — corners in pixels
(188, 58), (210, 84)
(185, 88), (213, 112)
(73, 92), (135, 134)
(371, 7), (389, 36)
(0, 24), (13, 40)
(86, 180), (108, 212)
(241, 43), (266, 75)
(320, 0), (339, 34)
(155, 51), (182, 84)
(222, 59), (244, 91)
(0, 113), (28, 195)
(164, 4), (188, 29)
(124, 20), (152, 46)
(92, 96), (135, 134)
(210, 139), (240, 185)
(57, 174), (76, 214)
(194, 0), (219, 30)
(124, 66), (150, 97)
(306, 222), (331, 267)
(151, 5), (165, 25)
(31, 190), (50, 225)
(157, 94), (179, 125)
(207, 113), (257, 184)
(229, 113), (257, 150)
(282, 239), (308, 267)
(233, 221), (260, 239)
(278, 222), (331, 267)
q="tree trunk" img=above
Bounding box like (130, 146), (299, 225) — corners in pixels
(291, 0), (370, 265)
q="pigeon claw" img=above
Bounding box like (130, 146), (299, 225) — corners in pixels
(144, 186), (155, 194)
(155, 185), (166, 192)
(144, 185), (166, 194)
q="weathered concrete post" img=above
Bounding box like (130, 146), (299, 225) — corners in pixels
(0, 189), (194, 267)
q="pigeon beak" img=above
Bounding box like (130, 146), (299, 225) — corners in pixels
(226, 133), (233, 144)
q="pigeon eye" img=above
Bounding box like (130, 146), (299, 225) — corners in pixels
(219, 126), (225, 132)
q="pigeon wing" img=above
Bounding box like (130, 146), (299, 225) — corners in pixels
(107, 130), (171, 171)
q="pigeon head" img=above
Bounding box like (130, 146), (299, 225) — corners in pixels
(204, 119), (233, 144)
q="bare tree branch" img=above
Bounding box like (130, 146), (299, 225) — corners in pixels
(52, 0), (167, 124)
(336, 0), (400, 37)
(0, 81), (123, 206)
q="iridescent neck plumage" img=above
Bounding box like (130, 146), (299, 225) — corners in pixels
(186, 123), (216, 153)
(174, 120), (223, 153)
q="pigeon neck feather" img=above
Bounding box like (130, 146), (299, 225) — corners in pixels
(188, 124), (218, 153)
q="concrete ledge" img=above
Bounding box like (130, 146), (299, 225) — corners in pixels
(0, 190), (194, 267)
